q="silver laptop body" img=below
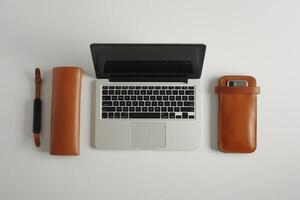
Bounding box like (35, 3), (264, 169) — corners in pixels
(91, 44), (206, 150)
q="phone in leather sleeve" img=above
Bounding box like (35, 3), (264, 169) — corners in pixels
(215, 75), (260, 153)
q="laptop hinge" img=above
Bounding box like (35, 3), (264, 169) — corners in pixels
(109, 76), (188, 83)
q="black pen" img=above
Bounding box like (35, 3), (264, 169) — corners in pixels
(33, 67), (42, 147)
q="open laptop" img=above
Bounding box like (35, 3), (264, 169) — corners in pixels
(90, 44), (206, 150)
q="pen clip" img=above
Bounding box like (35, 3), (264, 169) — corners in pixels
(35, 67), (42, 98)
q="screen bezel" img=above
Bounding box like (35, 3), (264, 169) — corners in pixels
(90, 43), (206, 79)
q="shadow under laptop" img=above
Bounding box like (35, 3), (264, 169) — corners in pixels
(208, 77), (219, 151)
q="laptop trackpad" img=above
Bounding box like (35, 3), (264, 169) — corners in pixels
(131, 122), (166, 149)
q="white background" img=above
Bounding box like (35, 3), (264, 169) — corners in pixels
(1, 0), (299, 199)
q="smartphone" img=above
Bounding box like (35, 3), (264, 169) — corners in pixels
(227, 80), (248, 87)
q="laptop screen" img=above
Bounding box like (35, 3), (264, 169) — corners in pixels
(90, 44), (206, 79)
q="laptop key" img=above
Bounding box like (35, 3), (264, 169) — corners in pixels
(185, 90), (194, 95)
(184, 102), (194, 106)
(102, 107), (115, 112)
(181, 107), (194, 112)
(102, 96), (111, 100)
(182, 112), (188, 119)
(102, 90), (108, 95)
(102, 113), (107, 118)
(129, 113), (160, 118)
(170, 113), (175, 118)
(102, 101), (112, 106)
(121, 113), (128, 118)
(115, 113), (120, 118)
(189, 115), (194, 119)
(161, 113), (168, 119)
(108, 113), (114, 118)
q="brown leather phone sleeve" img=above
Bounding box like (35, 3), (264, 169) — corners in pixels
(215, 75), (260, 153)
(50, 67), (82, 155)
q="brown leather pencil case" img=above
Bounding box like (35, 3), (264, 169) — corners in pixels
(215, 75), (260, 153)
(50, 67), (82, 155)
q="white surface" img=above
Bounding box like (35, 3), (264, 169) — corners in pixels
(0, 0), (299, 199)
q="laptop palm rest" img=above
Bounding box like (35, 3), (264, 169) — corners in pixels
(131, 122), (166, 149)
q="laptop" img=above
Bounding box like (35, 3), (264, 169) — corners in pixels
(90, 44), (206, 150)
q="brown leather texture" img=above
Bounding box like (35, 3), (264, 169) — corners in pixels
(215, 75), (260, 153)
(50, 67), (82, 155)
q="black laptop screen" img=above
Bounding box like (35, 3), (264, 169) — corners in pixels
(90, 44), (206, 79)
(104, 60), (193, 75)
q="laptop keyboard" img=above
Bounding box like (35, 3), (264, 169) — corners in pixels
(101, 85), (195, 119)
